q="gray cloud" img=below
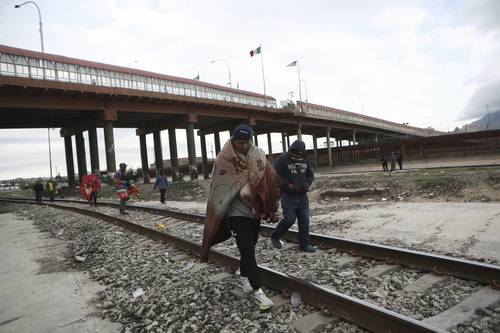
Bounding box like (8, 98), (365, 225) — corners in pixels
(461, 79), (500, 120)
(457, 0), (500, 31)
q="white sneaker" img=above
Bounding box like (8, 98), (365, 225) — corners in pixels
(254, 288), (274, 311)
(240, 276), (253, 294)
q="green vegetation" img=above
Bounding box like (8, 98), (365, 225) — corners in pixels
(415, 175), (467, 194)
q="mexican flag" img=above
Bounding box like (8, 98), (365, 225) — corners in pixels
(250, 46), (261, 57)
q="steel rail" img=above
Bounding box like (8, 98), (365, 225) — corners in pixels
(3, 196), (500, 286)
(0, 197), (447, 333)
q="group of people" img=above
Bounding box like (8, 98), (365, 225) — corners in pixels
(33, 162), (168, 215)
(380, 151), (403, 171)
(202, 124), (316, 311)
(32, 179), (57, 203)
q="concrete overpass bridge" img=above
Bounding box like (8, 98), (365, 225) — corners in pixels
(0, 44), (436, 185)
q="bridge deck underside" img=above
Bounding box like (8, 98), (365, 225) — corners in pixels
(0, 82), (403, 141)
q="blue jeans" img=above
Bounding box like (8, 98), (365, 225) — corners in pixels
(271, 193), (310, 249)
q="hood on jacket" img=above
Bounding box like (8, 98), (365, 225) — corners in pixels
(289, 140), (306, 159)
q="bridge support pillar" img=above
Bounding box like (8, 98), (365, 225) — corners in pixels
(267, 132), (273, 163)
(103, 121), (117, 179)
(88, 127), (100, 173)
(375, 134), (379, 143)
(200, 133), (209, 179)
(168, 129), (180, 181)
(186, 123), (198, 180)
(297, 123), (302, 141)
(153, 131), (164, 172)
(75, 132), (87, 184)
(281, 133), (287, 152)
(139, 134), (150, 183)
(254, 133), (259, 146)
(326, 127), (333, 168)
(312, 134), (318, 168)
(64, 135), (76, 188)
(214, 131), (221, 155)
(352, 130), (357, 145)
(286, 134), (290, 150)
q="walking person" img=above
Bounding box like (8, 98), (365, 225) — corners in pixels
(33, 179), (44, 203)
(271, 140), (316, 253)
(113, 163), (130, 214)
(390, 151), (397, 172)
(46, 179), (56, 201)
(380, 153), (388, 171)
(201, 124), (281, 311)
(153, 169), (170, 204)
(81, 170), (101, 207)
(397, 152), (404, 170)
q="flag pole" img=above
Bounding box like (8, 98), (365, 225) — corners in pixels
(260, 44), (267, 108)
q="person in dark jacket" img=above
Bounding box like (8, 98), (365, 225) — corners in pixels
(33, 179), (44, 203)
(390, 151), (397, 172)
(113, 163), (130, 214)
(271, 140), (316, 252)
(380, 153), (388, 171)
(153, 169), (170, 204)
(397, 152), (403, 170)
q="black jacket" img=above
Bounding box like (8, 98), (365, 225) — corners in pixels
(33, 183), (44, 194)
(273, 140), (314, 196)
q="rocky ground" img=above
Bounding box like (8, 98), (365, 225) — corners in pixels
(3, 204), (367, 333)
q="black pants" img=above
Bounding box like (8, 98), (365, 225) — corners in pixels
(90, 192), (97, 205)
(35, 194), (42, 203)
(160, 189), (166, 203)
(228, 216), (261, 290)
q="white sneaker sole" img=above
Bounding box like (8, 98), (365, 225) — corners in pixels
(258, 302), (273, 311)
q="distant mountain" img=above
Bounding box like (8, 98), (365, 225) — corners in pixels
(463, 110), (500, 131)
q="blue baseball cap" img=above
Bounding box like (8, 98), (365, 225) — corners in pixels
(232, 124), (253, 140)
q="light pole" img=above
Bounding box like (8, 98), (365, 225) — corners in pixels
(47, 128), (53, 179)
(15, 1), (44, 53)
(15, 1), (52, 178)
(211, 59), (232, 88)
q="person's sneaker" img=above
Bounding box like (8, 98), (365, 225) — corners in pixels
(300, 245), (316, 253)
(239, 276), (253, 294)
(271, 238), (282, 249)
(254, 288), (274, 311)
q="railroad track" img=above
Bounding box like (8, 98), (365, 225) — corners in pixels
(2, 197), (500, 332)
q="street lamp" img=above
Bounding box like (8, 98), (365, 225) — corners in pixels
(211, 59), (232, 88)
(15, 1), (44, 52)
(16, 1), (52, 178)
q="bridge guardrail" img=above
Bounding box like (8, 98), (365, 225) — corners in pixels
(0, 47), (276, 109)
(297, 102), (437, 137)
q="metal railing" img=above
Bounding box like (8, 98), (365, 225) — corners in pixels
(299, 102), (437, 137)
(0, 50), (277, 109)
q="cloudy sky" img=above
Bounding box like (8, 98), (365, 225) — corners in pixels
(1, 0), (499, 180)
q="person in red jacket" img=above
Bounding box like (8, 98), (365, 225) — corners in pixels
(80, 169), (101, 207)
